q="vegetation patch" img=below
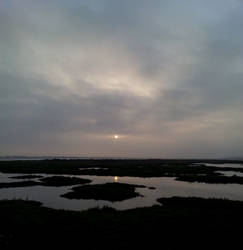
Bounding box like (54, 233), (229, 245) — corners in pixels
(0, 159), (236, 177)
(61, 182), (144, 201)
(39, 176), (92, 187)
(157, 196), (243, 207)
(0, 181), (39, 189)
(176, 174), (243, 184)
(0, 176), (91, 189)
(10, 175), (43, 179)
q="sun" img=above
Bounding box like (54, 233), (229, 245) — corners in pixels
(113, 134), (119, 139)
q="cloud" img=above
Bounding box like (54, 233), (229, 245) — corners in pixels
(0, 0), (242, 157)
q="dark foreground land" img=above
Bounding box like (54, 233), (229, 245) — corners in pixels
(1, 159), (243, 249)
(0, 197), (243, 249)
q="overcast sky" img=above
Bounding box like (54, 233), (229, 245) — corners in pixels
(0, 0), (243, 158)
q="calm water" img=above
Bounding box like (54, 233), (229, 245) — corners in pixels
(217, 171), (243, 177)
(1, 166), (243, 211)
(198, 163), (243, 168)
(198, 163), (243, 177)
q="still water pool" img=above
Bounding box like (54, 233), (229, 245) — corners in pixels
(1, 167), (243, 211)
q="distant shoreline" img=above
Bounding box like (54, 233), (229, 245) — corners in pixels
(1, 156), (243, 162)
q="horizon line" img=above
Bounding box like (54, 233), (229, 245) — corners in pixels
(0, 155), (242, 161)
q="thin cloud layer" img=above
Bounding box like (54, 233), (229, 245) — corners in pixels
(0, 0), (242, 157)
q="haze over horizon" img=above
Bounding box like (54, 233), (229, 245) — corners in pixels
(1, 0), (243, 158)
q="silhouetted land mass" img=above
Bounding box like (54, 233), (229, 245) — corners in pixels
(0, 181), (39, 189)
(0, 197), (242, 249)
(0, 159), (243, 184)
(39, 176), (92, 187)
(61, 182), (145, 201)
(0, 176), (92, 188)
(176, 174), (243, 184)
(10, 175), (43, 179)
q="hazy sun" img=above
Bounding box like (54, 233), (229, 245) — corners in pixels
(114, 135), (119, 139)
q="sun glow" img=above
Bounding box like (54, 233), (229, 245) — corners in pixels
(114, 135), (119, 139)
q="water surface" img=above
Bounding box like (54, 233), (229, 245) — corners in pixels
(198, 163), (243, 168)
(1, 171), (243, 211)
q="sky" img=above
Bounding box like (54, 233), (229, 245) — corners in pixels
(0, 0), (243, 158)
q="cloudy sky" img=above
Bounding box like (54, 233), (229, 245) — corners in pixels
(0, 0), (243, 158)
